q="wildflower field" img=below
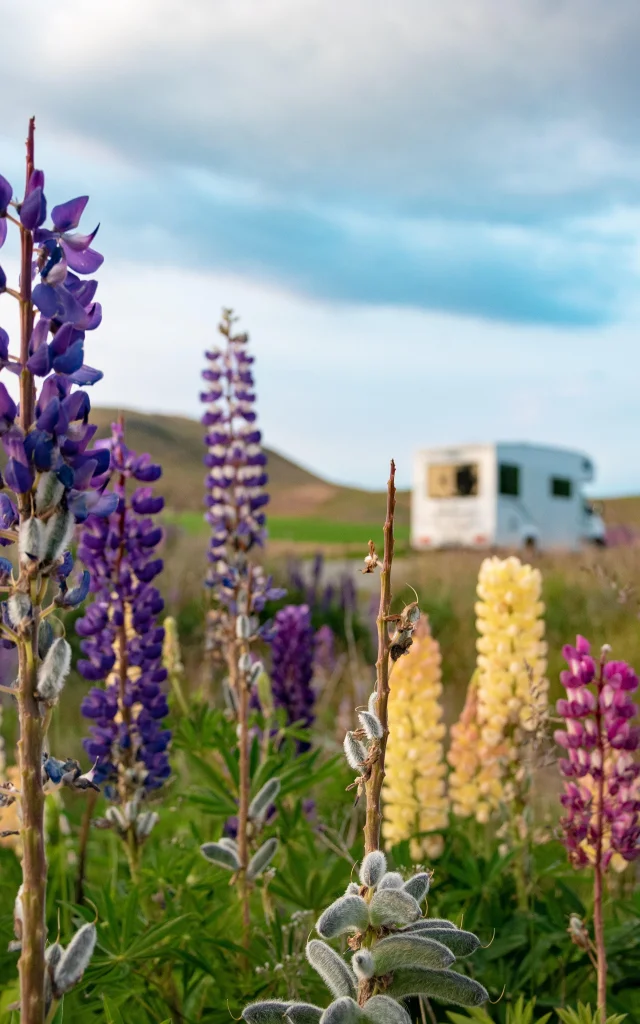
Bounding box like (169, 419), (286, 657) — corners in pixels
(0, 124), (638, 1024)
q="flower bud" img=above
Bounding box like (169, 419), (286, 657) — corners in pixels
(359, 850), (386, 887)
(351, 949), (374, 980)
(36, 638), (71, 704)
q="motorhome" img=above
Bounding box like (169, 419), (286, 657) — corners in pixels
(411, 443), (606, 552)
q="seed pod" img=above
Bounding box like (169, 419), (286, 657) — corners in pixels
(368, 888), (421, 928)
(222, 678), (239, 714)
(343, 732), (368, 770)
(43, 509), (75, 565)
(367, 691), (378, 715)
(316, 895), (369, 938)
(248, 778), (281, 823)
(38, 619), (54, 661)
(358, 711), (383, 740)
(45, 942), (64, 973)
(371, 934), (455, 974)
(19, 517), (44, 566)
(403, 873), (431, 903)
(351, 949), (375, 980)
(255, 667), (272, 712)
(250, 660), (264, 684)
(411, 927), (480, 957)
(359, 850), (386, 887)
(35, 471), (65, 514)
(135, 811), (159, 841)
(238, 652), (252, 674)
(344, 882), (361, 895)
(8, 592), (32, 630)
(285, 1005), (323, 1024)
(36, 638), (71, 704)
(200, 841), (241, 871)
(105, 806), (128, 833)
(247, 837), (278, 880)
(402, 918), (458, 932)
(386, 968), (489, 1006)
(236, 614), (251, 639)
(320, 998), (362, 1024)
(306, 941), (357, 999)
(243, 1002), (293, 1024)
(362, 996), (412, 1024)
(378, 872), (404, 890)
(53, 922), (97, 995)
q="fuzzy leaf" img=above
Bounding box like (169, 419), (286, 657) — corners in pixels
(247, 838), (278, 880)
(403, 918), (458, 932)
(285, 1005), (324, 1024)
(317, 895), (369, 938)
(378, 872), (404, 890)
(403, 873), (431, 903)
(306, 940), (357, 999)
(368, 888), (421, 928)
(244, 1002), (293, 1023)
(387, 968), (488, 1006)
(248, 778), (281, 823)
(200, 841), (240, 871)
(359, 851), (387, 888)
(362, 996), (412, 1024)
(320, 998), (362, 1024)
(372, 934), (455, 974)
(345, 882), (361, 895)
(412, 928), (480, 958)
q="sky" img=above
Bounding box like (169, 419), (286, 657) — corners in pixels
(1, 0), (640, 493)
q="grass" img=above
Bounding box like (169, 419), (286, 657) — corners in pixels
(163, 511), (410, 546)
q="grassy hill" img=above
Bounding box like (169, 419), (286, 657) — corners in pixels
(92, 408), (409, 541)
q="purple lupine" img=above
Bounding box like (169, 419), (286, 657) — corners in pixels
(555, 635), (640, 1017)
(314, 624), (336, 675)
(0, 121), (113, 1019)
(78, 423), (170, 854)
(271, 604), (316, 740)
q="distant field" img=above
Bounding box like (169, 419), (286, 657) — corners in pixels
(163, 510), (409, 546)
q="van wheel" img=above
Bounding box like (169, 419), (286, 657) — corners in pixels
(523, 537), (537, 553)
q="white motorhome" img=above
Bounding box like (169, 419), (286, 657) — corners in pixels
(411, 443), (606, 552)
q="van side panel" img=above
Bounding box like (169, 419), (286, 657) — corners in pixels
(411, 446), (496, 548)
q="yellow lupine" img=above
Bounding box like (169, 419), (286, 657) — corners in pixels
(383, 615), (448, 859)
(448, 556), (548, 823)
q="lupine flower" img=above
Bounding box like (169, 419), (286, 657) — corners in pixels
(78, 423), (170, 847)
(448, 556), (548, 823)
(313, 623), (336, 675)
(270, 604), (316, 739)
(555, 636), (640, 870)
(382, 616), (448, 859)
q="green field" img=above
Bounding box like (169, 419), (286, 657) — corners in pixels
(163, 510), (410, 546)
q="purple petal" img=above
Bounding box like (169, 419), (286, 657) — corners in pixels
(52, 339), (84, 375)
(51, 196), (89, 233)
(0, 175), (12, 213)
(62, 244), (104, 275)
(32, 283), (58, 318)
(26, 170), (44, 196)
(66, 364), (103, 386)
(84, 303), (102, 330)
(0, 265), (5, 293)
(61, 224), (99, 251)
(19, 187), (46, 230)
(0, 382), (17, 425)
(0, 219), (6, 250)
(27, 343), (51, 377)
(5, 458), (33, 493)
(0, 328), (8, 362)
(55, 286), (90, 328)
(49, 322), (75, 357)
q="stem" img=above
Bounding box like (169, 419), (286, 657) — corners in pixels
(234, 644), (252, 954)
(363, 460), (396, 856)
(17, 118), (47, 1024)
(593, 659), (608, 1022)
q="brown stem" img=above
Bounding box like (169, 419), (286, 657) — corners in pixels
(75, 789), (99, 905)
(363, 460), (396, 856)
(593, 659), (608, 1022)
(233, 642), (252, 954)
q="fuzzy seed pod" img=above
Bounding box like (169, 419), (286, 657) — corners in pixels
(8, 592), (32, 630)
(306, 940), (357, 999)
(316, 895), (369, 938)
(243, 1002), (294, 1024)
(247, 837), (278, 880)
(53, 922), (97, 996)
(344, 882), (361, 895)
(362, 996), (412, 1024)
(217, 837), (239, 853)
(43, 509), (75, 565)
(387, 968), (489, 1006)
(402, 918), (457, 931)
(405, 927), (480, 957)
(343, 732), (368, 771)
(135, 810), (159, 841)
(367, 692), (378, 715)
(403, 873), (431, 903)
(36, 638), (71, 704)
(35, 472), (65, 514)
(45, 942), (64, 972)
(238, 652), (253, 674)
(250, 660), (265, 685)
(285, 1005), (323, 1024)
(201, 841), (241, 871)
(351, 949), (375, 980)
(248, 778), (281, 823)
(320, 999), (361, 1024)
(359, 850), (386, 888)
(19, 517), (45, 566)
(357, 711), (383, 740)
(38, 619), (54, 661)
(368, 888), (421, 928)
(236, 614), (251, 639)
(371, 934), (455, 974)
(105, 806), (128, 833)
(378, 872), (404, 890)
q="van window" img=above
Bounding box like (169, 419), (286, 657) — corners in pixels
(428, 463), (479, 498)
(551, 477), (572, 498)
(499, 463), (520, 497)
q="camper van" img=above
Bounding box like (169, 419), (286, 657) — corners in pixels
(411, 443), (606, 552)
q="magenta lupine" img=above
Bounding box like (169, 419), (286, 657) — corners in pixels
(555, 635), (640, 1018)
(77, 422), (169, 869)
(0, 121), (112, 1023)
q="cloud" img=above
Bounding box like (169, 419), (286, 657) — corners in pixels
(2, 0), (640, 324)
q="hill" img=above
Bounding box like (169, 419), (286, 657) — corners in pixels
(91, 408), (410, 527)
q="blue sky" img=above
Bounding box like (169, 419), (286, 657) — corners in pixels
(1, 0), (640, 492)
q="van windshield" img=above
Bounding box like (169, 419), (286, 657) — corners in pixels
(428, 462), (479, 498)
